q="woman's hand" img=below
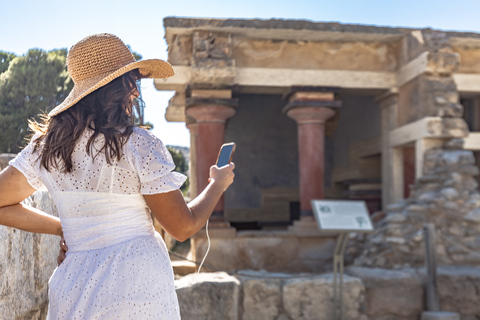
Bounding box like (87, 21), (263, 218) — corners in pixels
(209, 163), (235, 192)
(57, 236), (68, 266)
(144, 162), (235, 242)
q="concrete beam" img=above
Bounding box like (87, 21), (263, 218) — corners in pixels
(165, 106), (186, 122)
(237, 68), (395, 89)
(154, 67), (191, 91)
(415, 138), (443, 178)
(155, 66), (396, 92)
(397, 52), (429, 87)
(453, 73), (480, 93)
(389, 117), (460, 148)
(463, 132), (480, 150)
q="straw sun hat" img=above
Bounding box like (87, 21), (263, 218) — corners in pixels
(48, 33), (174, 117)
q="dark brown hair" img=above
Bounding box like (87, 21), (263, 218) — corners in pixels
(30, 69), (141, 172)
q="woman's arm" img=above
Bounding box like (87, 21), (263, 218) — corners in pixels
(144, 163), (235, 242)
(0, 166), (62, 236)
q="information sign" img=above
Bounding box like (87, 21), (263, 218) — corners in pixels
(311, 200), (373, 232)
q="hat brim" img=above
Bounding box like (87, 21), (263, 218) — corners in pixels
(48, 59), (174, 117)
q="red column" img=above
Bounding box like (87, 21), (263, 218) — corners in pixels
(186, 119), (199, 198)
(186, 102), (236, 222)
(286, 106), (336, 219)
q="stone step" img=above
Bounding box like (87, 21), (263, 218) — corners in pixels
(421, 311), (460, 320)
(171, 260), (197, 276)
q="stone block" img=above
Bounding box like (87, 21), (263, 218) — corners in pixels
(191, 59), (235, 85)
(444, 138), (464, 150)
(346, 267), (423, 319)
(175, 272), (240, 320)
(433, 92), (459, 105)
(425, 52), (460, 76)
(171, 261), (197, 276)
(282, 274), (365, 320)
(168, 34), (193, 66)
(437, 103), (463, 118)
(464, 208), (480, 222)
(422, 311), (460, 320)
(435, 266), (480, 317)
(241, 277), (282, 320)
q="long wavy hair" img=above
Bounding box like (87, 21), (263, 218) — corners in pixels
(30, 69), (141, 173)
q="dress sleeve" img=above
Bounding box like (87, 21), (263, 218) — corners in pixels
(128, 128), (187, 195)
(8, 134), (47, 191)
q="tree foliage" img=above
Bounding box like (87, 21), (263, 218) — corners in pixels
(0, 49), (73, 153)
(167, 147), (190, 195)
(0, 45), (144, 154)
(0, 52), (16, 74)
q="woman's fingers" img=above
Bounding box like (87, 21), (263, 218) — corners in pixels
(57, 248), (66, 266)
(57, 236), (68, 266)
(60, 237), (68, 251)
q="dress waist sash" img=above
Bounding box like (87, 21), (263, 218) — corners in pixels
(53, 192), (155, 252)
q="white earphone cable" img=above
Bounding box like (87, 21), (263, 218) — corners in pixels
(197, 219), (210, 273)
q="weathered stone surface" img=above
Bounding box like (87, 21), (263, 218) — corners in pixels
(425, 52), (460, 76)
(354, 141), (480, 268)
(437, 103), (463, 117)
(0, 190), (59, 320)
(346, 267), (423, 320)
(418, 266), (480, 318)
(240, 276), (282, 320)
(444, 138), (464, 150)
(421, 311), (460, 320)
(465, 208), (480, 222)
(191, 31), (236, 84)
(175, 272), (240, 320)
(192, 234), (336, 274)
(282, 274), (365, 320)
(167, 34), (193, 66)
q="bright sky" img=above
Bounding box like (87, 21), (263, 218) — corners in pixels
(3, 0), (480, 147)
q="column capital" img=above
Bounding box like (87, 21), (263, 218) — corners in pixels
(186, 98), (238, 123)
(285, 106), (337, 125)
(283, 89), (341, 123)
(284, 86), (341, 100)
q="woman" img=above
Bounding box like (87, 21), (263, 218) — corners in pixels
(0, 33), (234, 319)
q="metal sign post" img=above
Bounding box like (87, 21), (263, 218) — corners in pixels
(311, 200), (374, 320)
(333, 232), (349, 320)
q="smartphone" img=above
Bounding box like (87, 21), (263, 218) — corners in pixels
(216, 142), (236, 167)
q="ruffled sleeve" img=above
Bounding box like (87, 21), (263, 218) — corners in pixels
(8, 134), (47, 191)
(128, 128), (187, 195)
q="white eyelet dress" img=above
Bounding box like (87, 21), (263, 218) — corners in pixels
(9, 127), (186, 320)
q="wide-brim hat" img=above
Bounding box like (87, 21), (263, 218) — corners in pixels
(48, 33), (174, 117)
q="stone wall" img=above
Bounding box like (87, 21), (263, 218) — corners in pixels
(175, 271), (366, 320)
(0, 154), (59, 320)
(349, 31), (480, 270)
(175, 267), (480, 320)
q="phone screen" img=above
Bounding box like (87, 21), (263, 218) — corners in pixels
(217, 143), (235, 167)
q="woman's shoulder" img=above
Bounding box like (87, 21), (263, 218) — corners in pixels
(128, 127), (167, 152)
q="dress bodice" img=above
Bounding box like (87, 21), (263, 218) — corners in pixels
(9, 127), (187, 251)
(54, 192), (155, 252)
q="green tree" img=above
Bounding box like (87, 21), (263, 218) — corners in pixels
(0, 52), (15, 74)
(0, 49), (72, 153)
(167, 147), (190, 195)
(127, 45), (142, 61)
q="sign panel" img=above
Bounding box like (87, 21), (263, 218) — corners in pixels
(311, 200), (373, 232)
